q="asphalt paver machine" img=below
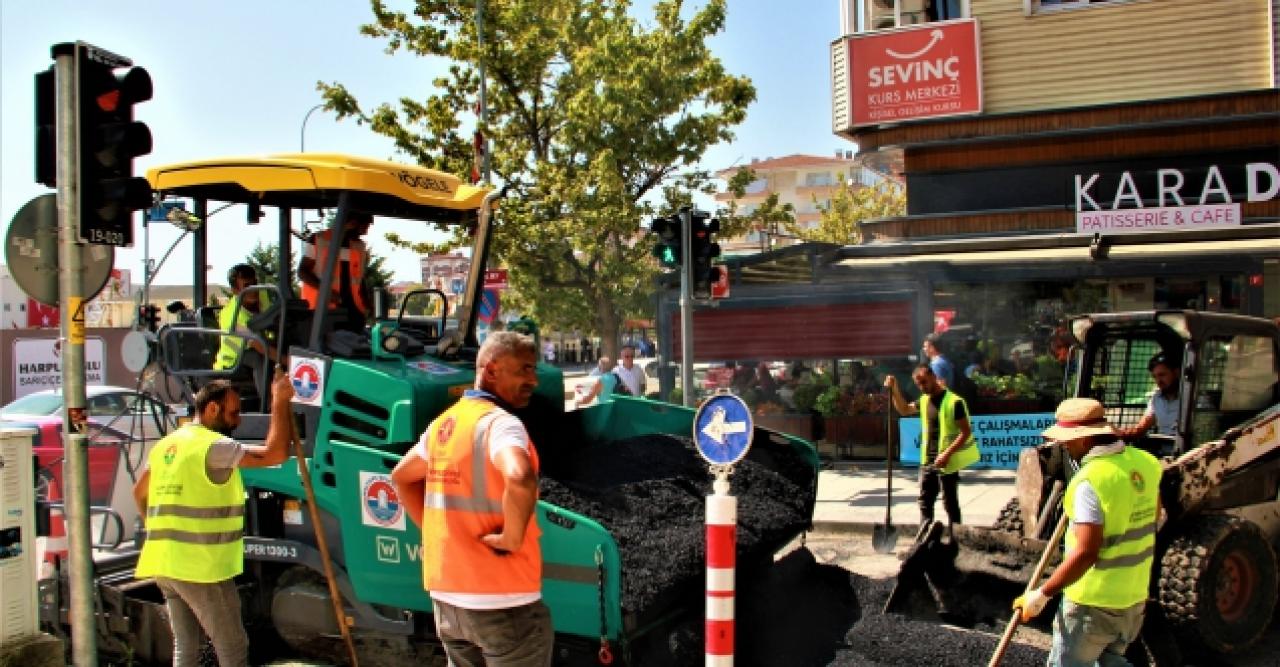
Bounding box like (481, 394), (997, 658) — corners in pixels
(36, 154), (818, 665)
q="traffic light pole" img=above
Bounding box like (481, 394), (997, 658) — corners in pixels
(679, 207), (694, 407)
(53, 44), (98, 666)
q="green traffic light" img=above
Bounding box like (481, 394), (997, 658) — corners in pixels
(660, 246), (677, 265)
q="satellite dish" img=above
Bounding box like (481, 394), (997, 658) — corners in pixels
(5, 194), (114, 307)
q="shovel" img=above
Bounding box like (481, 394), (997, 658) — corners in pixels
(872, 403), (899, 553)
(987, 505), (1071, 667)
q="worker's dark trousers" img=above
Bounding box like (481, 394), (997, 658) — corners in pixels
(918, 467), (962, 526)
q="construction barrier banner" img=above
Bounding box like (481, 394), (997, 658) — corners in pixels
(899, 413), (1055, 469)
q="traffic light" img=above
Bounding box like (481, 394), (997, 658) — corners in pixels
(35, 67), (56, 187)
(650, 215), (683, 270)
(77, 48), (153, 246)
(138, 304), (161, 332)
(689, 210), (723, 298)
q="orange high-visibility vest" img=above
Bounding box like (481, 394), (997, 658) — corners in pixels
(421, 397), (542, 595)
(301, 229), (368, 314)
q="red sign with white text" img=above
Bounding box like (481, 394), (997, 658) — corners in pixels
(483, 269), (508, 290)
(846, 19), (982, 127)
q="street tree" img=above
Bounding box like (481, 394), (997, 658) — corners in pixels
(317, 0), (754, 358)
(717, 167), (796, 253)
(783, 180), (906, 245)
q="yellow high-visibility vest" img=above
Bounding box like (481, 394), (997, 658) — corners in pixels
(1064, 446), (1162, 609)
(135, 423), (245, 583)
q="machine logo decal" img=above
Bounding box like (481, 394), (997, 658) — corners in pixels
(361, 472), (406, 531)
(375, 535), (401, 563)
(289, 357), (325, 405)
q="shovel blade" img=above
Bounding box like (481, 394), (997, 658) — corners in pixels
(872, 523), (899, 553)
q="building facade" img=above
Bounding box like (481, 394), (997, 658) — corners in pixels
(713, 154), (892, 253)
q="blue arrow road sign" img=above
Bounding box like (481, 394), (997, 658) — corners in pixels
(693, 393), (753, 466)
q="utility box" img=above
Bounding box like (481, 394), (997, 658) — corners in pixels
(0, 427), (38, 643)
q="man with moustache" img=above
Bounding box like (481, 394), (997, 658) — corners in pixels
(133, 374), (295, 667)
(392, 331), (552, 666)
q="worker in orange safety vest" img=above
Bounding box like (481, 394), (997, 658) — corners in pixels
(390, 331), (552, 666)
(298, 211), (372, 328)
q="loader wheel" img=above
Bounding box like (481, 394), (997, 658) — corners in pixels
(992, 497), (1023, 535)
(1157, 515), (1277, 657)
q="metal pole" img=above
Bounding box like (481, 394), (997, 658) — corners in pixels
(53, 43), (98, 666)
(300, 103), (323, 153)
(680, 206), (694, 407)
(476, 0), (490, 183)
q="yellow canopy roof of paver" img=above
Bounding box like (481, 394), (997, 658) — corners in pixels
(146, 153), (490, 222)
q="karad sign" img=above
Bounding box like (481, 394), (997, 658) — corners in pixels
(1075, 161), (1278, 235)
(839, 19), (982, 127)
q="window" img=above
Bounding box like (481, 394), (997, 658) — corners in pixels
(860, 0), (966, 32)
(804, 172), (835, 187)
(1191, 335), (1277, 444)
(1028, 0), (1134, 15)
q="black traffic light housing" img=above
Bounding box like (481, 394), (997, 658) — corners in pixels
(138, 304), (161, 333)
(689, 209), (722, 298)
(650, 215), (683, 270)
(35, 67), (56, 187)
(76, 45), (153, 246)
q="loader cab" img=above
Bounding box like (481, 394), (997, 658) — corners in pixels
(1069, 310), (1280, 457)
(144, 153), (498, 418)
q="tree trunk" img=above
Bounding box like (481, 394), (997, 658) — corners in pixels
(596, 292), (621, 362)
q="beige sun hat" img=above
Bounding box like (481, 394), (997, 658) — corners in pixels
(1042, 398), (1115, 441)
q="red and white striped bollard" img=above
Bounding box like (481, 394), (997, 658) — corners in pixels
(706, 473), (736, 666)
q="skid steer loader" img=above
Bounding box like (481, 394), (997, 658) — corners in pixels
(887, 310), (1280, 662)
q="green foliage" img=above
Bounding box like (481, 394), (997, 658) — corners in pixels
(972, 373), (1037, 399)
(814, 385), (851, 418)
(718, 167), (795, 250)
(791, 376), (830, 415)
(244, 241), (299, 296)
(318, 0), (755, 358)
(785, 180), (905, 245)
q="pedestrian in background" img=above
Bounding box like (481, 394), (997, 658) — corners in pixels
(613, 344), (647, 398)
(1015, 398), (1162, 666)
(884, 365), (979, 534)
(133, 374), (295, 667)
(921, 333), (955, 388)
(391, 332), (552, 667)
(576, 357), (619, 407)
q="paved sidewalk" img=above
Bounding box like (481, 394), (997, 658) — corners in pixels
(812, 463), (1017, 533)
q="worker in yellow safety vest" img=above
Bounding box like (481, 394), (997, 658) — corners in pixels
(885, 364), (981, 534)
(298, 211), (372, 329)
(214, 264), (276, 390)
(1014, 397), (1163, 666)
(133, 374), (295, 667)
(391, 331), (553, 666)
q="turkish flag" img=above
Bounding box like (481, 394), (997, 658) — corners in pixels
(27, 299), (59, 328)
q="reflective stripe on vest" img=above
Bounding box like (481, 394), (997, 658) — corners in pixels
(135, 424), (246, 583)
(300, 229), (368, 314)
(1063, 446), (1162, 608)
(213, 292), (271, 370)
(421, 398), (542, 595)
(918, 390), (979, 474)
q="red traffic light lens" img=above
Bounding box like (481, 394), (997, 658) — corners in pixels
(96, 90), (120, 112)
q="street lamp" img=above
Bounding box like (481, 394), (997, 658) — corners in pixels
(300, 103), (324, 152)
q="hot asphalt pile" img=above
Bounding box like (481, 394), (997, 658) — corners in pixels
(538, 430), (815, 617)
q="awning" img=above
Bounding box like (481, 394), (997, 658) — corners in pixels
(835, 237), (1277, 269)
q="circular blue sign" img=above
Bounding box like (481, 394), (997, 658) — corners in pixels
(693, 393), (754, 466)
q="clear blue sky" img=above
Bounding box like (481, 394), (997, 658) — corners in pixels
(2, 0), (847, 288)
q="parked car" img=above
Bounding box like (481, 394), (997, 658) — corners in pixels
(1, 387), (176, 504)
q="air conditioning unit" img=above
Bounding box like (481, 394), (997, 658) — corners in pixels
(0, 428), (38, 643)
